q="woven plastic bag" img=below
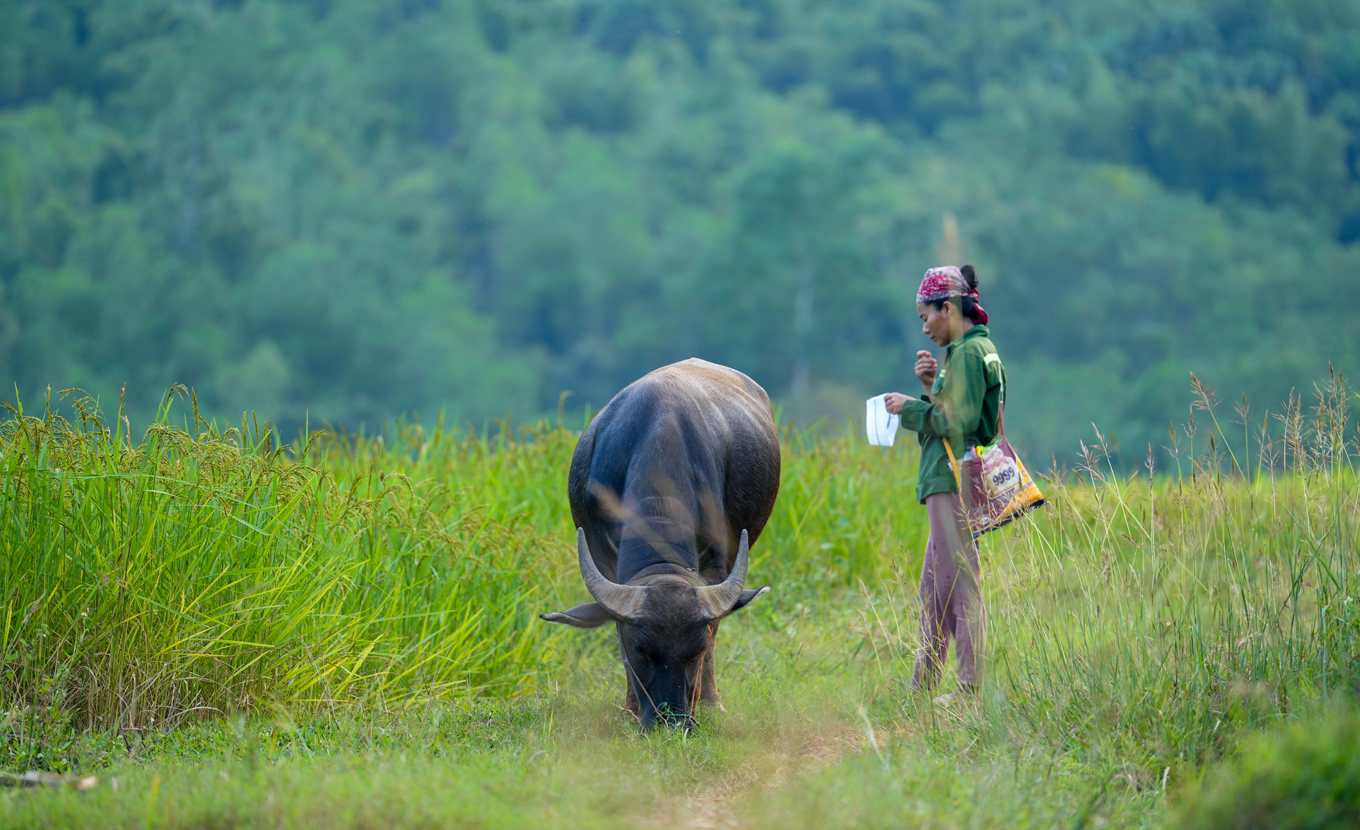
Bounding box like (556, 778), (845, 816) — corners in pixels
(944, 433), (1045, 538)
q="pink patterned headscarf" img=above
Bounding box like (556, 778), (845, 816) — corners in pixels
(916, 266), (988, 325)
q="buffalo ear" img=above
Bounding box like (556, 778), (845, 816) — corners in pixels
(725, 585), (770, 615)
(540, 602), (616, 628)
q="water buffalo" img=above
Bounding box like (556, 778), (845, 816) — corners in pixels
(541, 358), (780, 729)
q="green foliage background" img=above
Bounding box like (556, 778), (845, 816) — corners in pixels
(2, 0), (1359, 462)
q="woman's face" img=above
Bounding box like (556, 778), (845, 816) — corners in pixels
(917, 301), (955, 347)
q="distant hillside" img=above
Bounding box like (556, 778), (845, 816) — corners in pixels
(1, 0), (1357, 463)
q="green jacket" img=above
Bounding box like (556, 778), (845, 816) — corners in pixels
(898, 325), (1005, 504)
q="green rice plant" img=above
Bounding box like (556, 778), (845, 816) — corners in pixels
(761, 423), (929, 590)
(300, 412), (930, 588)
(0, 389), (576, 770)
(3, 369), (1356, 830)
(297, 410), (584, 535)
(721, 374), (1357, 830)
(897, 370), (1359, 785)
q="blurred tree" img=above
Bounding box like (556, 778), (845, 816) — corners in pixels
(704, 134), (900, 403)
(0, 0), (1356, 464)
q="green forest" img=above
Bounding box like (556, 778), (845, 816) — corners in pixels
(2, 0), (1359, 463)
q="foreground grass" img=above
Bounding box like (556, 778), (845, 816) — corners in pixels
(0, 591), (1171, 830)
(2, 377), (1358, 828)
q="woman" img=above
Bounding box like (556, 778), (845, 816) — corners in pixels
(884, 264), (1004, 703)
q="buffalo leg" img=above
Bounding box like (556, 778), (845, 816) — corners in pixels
(700, 620), (724, 707)
(624, 676), (640, 717)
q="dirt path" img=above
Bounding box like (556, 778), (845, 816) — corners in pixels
(664, 727), (861, 830)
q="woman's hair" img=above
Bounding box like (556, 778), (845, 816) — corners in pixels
(925, 264), (985, 323)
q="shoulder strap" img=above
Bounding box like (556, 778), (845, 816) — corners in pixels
(942, 437), (963, 491)
(997, 363), (1006, 437)
(982, 351), (1006, 437)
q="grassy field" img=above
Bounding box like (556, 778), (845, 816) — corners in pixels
(1, 379), (1357, 829)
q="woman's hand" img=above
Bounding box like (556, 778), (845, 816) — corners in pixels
(883, 393), (915, 415)
(914, 350), (938, 391)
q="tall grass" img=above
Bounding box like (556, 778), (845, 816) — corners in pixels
(303, 414), (931, 588)
(0, 389), (574, 755)
(765, 423), (929, 589)
(1, 388), (929, 754)
(847, 369), (1359, 795)
(3, 369), (1356, 824)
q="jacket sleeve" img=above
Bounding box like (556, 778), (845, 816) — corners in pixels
(898, 348), (987, 445)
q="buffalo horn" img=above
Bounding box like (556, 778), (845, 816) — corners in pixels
(576, 528), (647, 622)
(696, 529), (750, 620)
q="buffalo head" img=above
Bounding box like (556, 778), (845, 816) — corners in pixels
(540, 528), (769, 730)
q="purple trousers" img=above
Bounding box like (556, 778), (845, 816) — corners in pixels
(912, 491), (986, 691)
